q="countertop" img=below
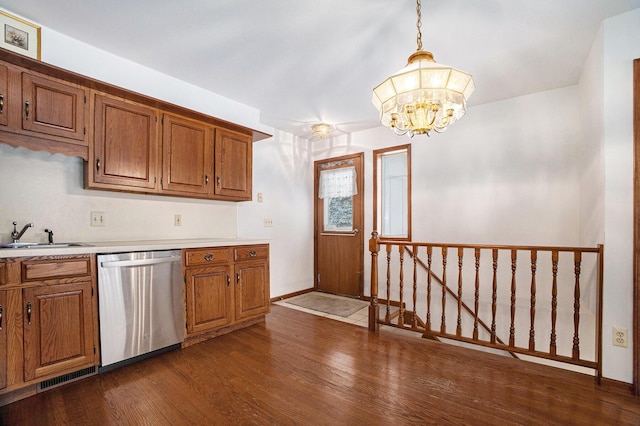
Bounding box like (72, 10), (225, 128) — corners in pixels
(0, 238), (270, 258)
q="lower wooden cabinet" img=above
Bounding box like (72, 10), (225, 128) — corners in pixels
(22, 282), (95, 381)
(234, 260), (269, 321)
(185, 265), (233, 334)
(0, 290), (6, 391)
(183, 244), (269, 343)
(0, 255), (98, 401)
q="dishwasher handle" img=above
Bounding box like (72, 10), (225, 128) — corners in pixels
(100, 256), (182, 268)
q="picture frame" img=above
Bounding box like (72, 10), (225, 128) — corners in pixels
(0, 10), (40, 60)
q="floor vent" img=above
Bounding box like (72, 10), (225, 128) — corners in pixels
(37, 366), (98, 392)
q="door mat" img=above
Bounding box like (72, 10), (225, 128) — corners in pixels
(285, 292), (369, 317)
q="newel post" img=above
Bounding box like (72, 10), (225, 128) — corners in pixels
(369, 231), (380, 332)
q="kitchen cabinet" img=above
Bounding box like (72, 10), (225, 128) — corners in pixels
(21, 72), (88, 143)
(0, 50), (266, 201)
(161, 113), (214, 198)
(0, 63), (7, 127)
(86, 100), (253, 201)
(0, 59), (89, 157)
(87, 92), (159, 191)
(214, 128), (253, 201)
(0, 255), (98, 400)
(22, 281), (95, 381)
(0, 290), (6, 391)
(185, 265), (233, 334)
(183, 245), (269, 344)
(233, 246), (269, 321)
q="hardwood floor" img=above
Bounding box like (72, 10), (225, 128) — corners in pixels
(1, 305), (639, 425)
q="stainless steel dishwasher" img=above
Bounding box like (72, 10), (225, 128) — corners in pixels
(97, 250), (183, 372)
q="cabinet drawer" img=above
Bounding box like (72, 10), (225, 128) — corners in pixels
(184, 248), (231, 266)
(234, 245), (268, 262)
(21, 257), (92, 282)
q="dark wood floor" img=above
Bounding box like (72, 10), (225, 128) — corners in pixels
(1, 305), (639, 425)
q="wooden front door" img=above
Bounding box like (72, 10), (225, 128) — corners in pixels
(314, 153), (364, 297)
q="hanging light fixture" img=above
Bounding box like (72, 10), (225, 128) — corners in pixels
(372, 0), (475, 137)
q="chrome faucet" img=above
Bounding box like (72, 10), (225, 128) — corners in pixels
(11, 221), (33, 243)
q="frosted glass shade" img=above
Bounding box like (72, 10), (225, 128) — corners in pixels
(372, 51), (475, 136)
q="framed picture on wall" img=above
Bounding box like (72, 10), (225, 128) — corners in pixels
(0, 10), (40, 60)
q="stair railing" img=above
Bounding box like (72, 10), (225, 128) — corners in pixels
(368, 231), (604, 383)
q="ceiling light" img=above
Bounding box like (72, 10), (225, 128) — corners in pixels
(311, 123), (332, 139)
(372, 0), (475, 137)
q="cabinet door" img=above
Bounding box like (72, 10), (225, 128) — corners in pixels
(185, 265), (233, 335)
(0, 290), (6, 390)
(234, 260), (269, 321)
(91, 93), (159, 190)
(162, 114), (214, 197)
(214, 128), (252, 200)
(22, 72), (87, 143)
(23, 282), (95, 381)
(0, 64), (7, 127)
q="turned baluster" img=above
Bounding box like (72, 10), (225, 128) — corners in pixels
(550, 250), (559, 356)
(473, 248), (480, 340)
(412, 245), (418, 328)
(456, 247), (464, 337)
(398, 245), (405, 327)
(385, 244), (392, 322)
(441, 246), (448, 334)
(573, 251), (582, 359)
(509, 250), (517, 347)
(491, 249), (498, 344)
(426, 245), (433, 331)
(529, 250), (537, 351)
(368, 231), (380, 332)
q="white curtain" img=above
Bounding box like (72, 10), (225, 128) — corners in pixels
(318, 166), (357, 199)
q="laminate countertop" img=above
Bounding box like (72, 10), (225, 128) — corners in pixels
(0, 238), (270, 258)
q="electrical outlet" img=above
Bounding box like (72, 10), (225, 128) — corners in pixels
(613, 327), (628, 348)
(90, 212), (106, 227)
(174, 214), (182, 226)
(263, 217), (273, 227)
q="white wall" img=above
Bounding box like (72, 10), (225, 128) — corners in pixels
(0, 144), (237, 243)
(599, 8), (640, 383)
(237, 131), (315, 297)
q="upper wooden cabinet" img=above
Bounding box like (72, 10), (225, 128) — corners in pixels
(162, 114), (214, 198)
(87, 103), (254, 201)
(21, 73), (87, 143)
(214, 128), (253, 201)
(87, 92), (159, 192)
(0, 49), (268, 201)
(0, 59), (89, 157)
(0, 64), (7, 127)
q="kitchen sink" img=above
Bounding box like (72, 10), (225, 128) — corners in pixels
(0, 242), (92, 249)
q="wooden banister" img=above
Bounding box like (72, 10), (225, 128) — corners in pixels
(369, 233), (604, 382)
(404, 246), (518, 358)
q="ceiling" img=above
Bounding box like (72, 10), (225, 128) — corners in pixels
(2, 0), (640, 137)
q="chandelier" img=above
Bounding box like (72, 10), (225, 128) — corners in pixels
(372, 0), (475, 137)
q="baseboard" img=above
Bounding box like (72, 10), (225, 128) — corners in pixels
(0, 384), (37, 407)
(600, 377), (635, 396)
(270, 288), (314, 303)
